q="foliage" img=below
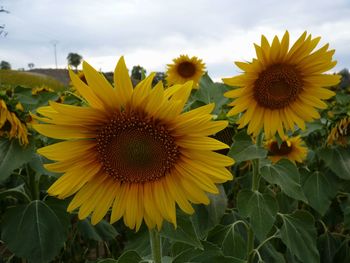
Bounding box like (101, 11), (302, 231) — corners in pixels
(0, 69), (350, 263)
(0, 60), (11, 70)
(67, 52), (83, 70)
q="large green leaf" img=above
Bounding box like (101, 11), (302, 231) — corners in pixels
(261, 159), (307, 202)
(191, 185), (227, 238)
(228, 132), (267, 162)
(301, 169), (338, 215)
(172, 241), (245, 263)
(260, 243), (286, 263)
(207, 224), (247, 259)
(279, 211), (319, 263)
(193, 73), (230, 114)
(317, 232), (342, 263)
(77, 218), (118, 242)
(160, 212), (203, 249)
(97, 251), (143, 263)
(317, 147), (350, 180)
(0, 138), (35, 182)
(1, 200), (67, 263)
(124, 227), (151, 257)
(237, 189), (278, 241)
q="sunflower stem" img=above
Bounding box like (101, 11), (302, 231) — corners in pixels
(247, 132), (264, 263)
(149, 228), (162, 263)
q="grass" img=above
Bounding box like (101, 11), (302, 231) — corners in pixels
(0, 70), (65, 90)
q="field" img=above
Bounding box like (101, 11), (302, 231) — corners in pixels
(0, 57), (350, 263)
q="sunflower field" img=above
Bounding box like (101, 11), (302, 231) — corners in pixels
(1, 31), (350, 263)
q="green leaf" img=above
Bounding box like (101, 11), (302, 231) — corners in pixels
(172, 241), (245, 263)
(207, 224), (247, 259)
(317, 147), (350, 180)
(0, 184), (31, 203)
(301, 169), (338, 215)
(124, 226), (151, 257)
(193, 73), (230, 114)
(261, 159), (307, 202)
(279, 211), (319, 263)
(228, 131), (267, 162)
(1, 200), (67, 263)
(97, 250), (142, 263)
(161, 212), (203, 249)
(191, 185), (227, 238)
(339, 193), (350, 229)
(317, 232), (342, 263)
(260, 243), (286, 263)
(237, 189), (278, 240)
(77, 218), (118, 242)
(0, 138), (35, 182)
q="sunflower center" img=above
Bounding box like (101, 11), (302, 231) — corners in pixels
(253, 65), (302, 109)
(96, 112), (180, 183)
(177, 61), (196, 78)
(269, 141), (293, 156)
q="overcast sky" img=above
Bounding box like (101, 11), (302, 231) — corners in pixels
(1, 0), (350, 80)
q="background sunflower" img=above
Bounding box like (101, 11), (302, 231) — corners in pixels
(223, 31), (340, 138)
(265, 135), (307, 163)
(166, 55), (206, 89)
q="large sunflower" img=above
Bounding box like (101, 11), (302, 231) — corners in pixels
(166, 55), (206, 89)
(265, 136), (307, 163)
(33, 57), (234, 230)
(223, 31), (340, 138)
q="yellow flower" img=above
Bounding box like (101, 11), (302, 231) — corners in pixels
(15, 102), (24, 111)
(0, 99), (29, 145)
(166, 55), (206, 89)
(223, 31), (340, 138)
(265, 136), (307, 163)
(32, 85), (54, 95)
(327, 117), (350, 146)
(33, 57), (234, 230)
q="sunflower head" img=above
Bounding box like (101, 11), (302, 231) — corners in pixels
(166, 55), (206, 89)
(265, 135), (307, 163)
(0, 99), (29, 145)
(32, 85), (54, 95)
(33, 57), (234, 231)
(327, 116), (350, 146)
(223, 31), (341, 138)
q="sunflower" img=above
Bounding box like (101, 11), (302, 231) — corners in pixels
(33, 57), (234, 230)
(327, 116), (350, 146)
(223, 31), (340, 138)
(166, 55), (206, 88)
(0, 99), (29, 145)
(265, 136), (307, 163)
(32, 85), (54, 95)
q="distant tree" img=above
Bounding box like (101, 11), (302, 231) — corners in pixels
(28, 63), (35, 69)
(0, 60), (11, 70)
(153, 72), (166, 86)
(338, 68), (350, 89)
(131, 65), (146, 80)
(67, 53), (83, 71)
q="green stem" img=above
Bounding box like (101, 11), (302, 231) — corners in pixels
(149, 228), (162, 263)
(27, 165), (40, 200)
(247, 132), (264, 263)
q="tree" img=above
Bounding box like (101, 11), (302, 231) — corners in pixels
(28, 63), (35, 69)
(67, 53), (82, 71)
(131, 65), (146, 80)
(0, 60), (11, 70)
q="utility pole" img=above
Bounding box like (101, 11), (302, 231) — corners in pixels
(51, 40), (58, 69)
